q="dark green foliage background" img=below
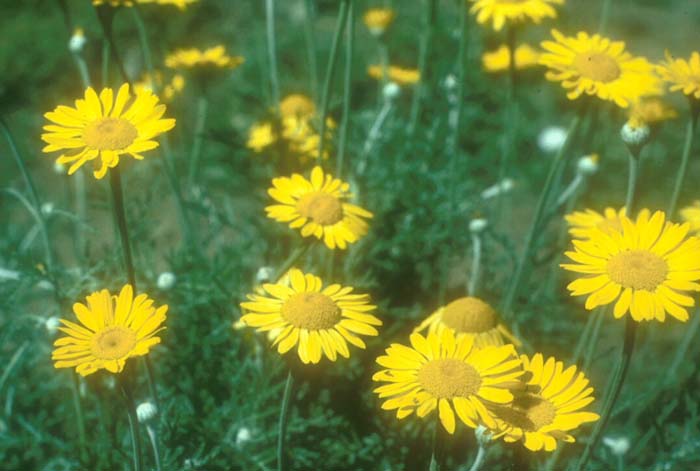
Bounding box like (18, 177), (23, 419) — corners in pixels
(1, 0), (700, 470)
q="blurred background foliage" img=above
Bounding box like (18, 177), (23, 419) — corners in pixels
(1, 0), (700, 470)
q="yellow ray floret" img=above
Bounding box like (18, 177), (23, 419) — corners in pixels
(490, 354), (599, 452)
(681, 201), (700, 236)
(540, 30), (661, 108)
(368, 65), (420, 86)
(165, 45), (244, 70)
(42, 83), (175, 179)
(363, 8), (396, 35)
(240, 269), (381, 364)
(469, 0), (564, 32)
(482, 44), (541, 73)
(373, 329), (523, 434)
(657, 51), (700, 99)
(52, 285), (167, 377)
(561, 210), (700, 322)
(266, 166), (373, 250)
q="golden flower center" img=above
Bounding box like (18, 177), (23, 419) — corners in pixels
(499, 394), (557, 432)
(607, 250), (668, 291)
(417, 359), (481, 399)
(83, 117), (138, 151)
(296, 192), (344, 226)
(574, 52), (621, 83)
(91, 326), (137, 360)
(441, 297), (498, 334)
(281, 292), (341, 330)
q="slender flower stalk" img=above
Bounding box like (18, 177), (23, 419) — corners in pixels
(302, 0), (320, 103)
(277, 370), (294, 471)
(317, 0), (350, 166)
(187, 95), (209, 189)
(119, 378), (143, 471)
(409, 0), (438, 134)
(667, 108), (698, 217)
(266, 0), (281, 107)
(468, 220), (487, 296)
(598, 0), (613, 34)
(70, 373), (88, 463)
(501, 114), (582, 317)
(94, 5), (132, 86)
(131, 7), (154, 79)
(336, 0), (355, 178)
(468, 445), (487, 471)
(429, 413), (441, 471)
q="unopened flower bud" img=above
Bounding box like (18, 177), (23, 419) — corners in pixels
(255, 266), (274, 284)
(577, 154), (599, 176)
(382, 82), (401, 101)
(236, 427), (252, 446)
(157, 272), (176, 290)
(136, 401), (158, 424)
(54, 162), (67, 175)
(538, 126), (567, 154)
(621, 118), (650, 151)
(444, 74), (458, 91)
(469, 218), (488, 233)
(481, 178), (514, 200)
(45, 316), (60, 334)
(603, 436), (630, 456)
(41, 202), (54, 216)
(69, 28), (86, 54)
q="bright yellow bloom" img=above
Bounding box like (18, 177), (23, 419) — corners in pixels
(52, 285), (167, 377)
(42, 83), (175, 179)
(373, 329), (523, 434)
(133, 71), (186, 102)
(282, 116), (335, 162)
(247, 122), (276, 152)
(240, 269), (381, 364)
(491, 354), (599, 452)
(482, 44), (541, 73)
(368, 65), (420, 86)
(629, 97), (677, 126)
(469, 0), (564, 32)
(414, 297), (520, 348)
(540, 30), (661, 108)
(363, 8), (396, 35)
(266, 166), (372, 250)
(565, 207), (632, 240)
(681, 201), (700, 235)
(658, 51), (700, 100)
(562, 210), (700, 322)
(165, 45), (244, 70)
(279, 94), (316, 119)
(93, 0), (197, 7)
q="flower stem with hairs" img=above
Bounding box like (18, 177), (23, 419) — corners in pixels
(277, 370), (295, 471)
(409, 0), (438, 135)
(336, 0), (355, 179)
(119, 377), (143, 471)
(303, 0), (320, 103)
(266, 0), (281, 107)
(667, 105), (698, 217)
(187, 95), (209, 189)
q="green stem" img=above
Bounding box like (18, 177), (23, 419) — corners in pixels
(667, 109), (697, 217)
(501, 114), (582, 317)
(575, 318), (637, 471)
(70, 372), (89, 463)
(161, 135), (198, 253)
(94, 6), (132, 86)
(277, 370), (295, 471)
(132, 7), (155, 84)
(468, 233), (482, 297)
(317, 0), (350, 167)
(468, 444), (487, 471)
(428, 413), (440, 471)
(598, 0), (613, 34)
(266, 0), (281, 107)
(146, 425), (162, 471)
(187, 96), (209, 189)
(336, 0), (354, 179)
(119, 378), (143, 471)
(302, 0), (320, 103)
(408, 0), (438, 135)
(102, 39), (110, 88)
(666, 307), (700, 383)
(274, 244), (310, 281)
(109, 168), (136, 288)
(625, 151), (639, 215)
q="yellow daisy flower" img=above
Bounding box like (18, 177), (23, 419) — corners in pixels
(165, 45), (244, 70)
(565, 207), (628, 240)
(239, 269), (381, 364)
(540, 30), (661, 108)
(658, 51), (700, 99)
(373, 330), (523, 434)
(368, 65), (420, 86)
(482, 44), (541, 73)
(469, 0), (564, 32)
(363, 8), (396, 36)
(52, 285), (167, 377)
(133, 71), (186, 102)
(680, 201), (700, 235)
(414, 297), (520, 349)
(629, 97), (677, 126)
(279, 94), (316, 119)
(266, 166), (373, 250)
(562, 210), (700, 322)
(491, 354), (599, 452)
(42, 83), (175, 179)
(247, 122), (276, 152)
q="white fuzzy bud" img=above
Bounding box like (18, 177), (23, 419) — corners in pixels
(136, 402), (158, 424)
(41, 202), (54, 216)
(603, 436), (630, 456)
(444, 74), (458, 91)
(69, 28), (86, 54)
(481, 178), (514, 200)
(382, 82), (401, 101)
(157, 272), (176, 290)
(577, 154), (599, 176)
(45, 316), (60, 334)
(620, 120), (650, 149)
(53, 162), (67, 175)
(236, 427), (252, 446)
(537, 126), (568, 154)
(255, 267), (274, 284)
(475, 425), (492, 447)
(469, 218), (488, 233)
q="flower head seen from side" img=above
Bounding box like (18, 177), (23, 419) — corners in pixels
(165, 45), (244, 71)
(681, 201), (700, 235)
(368, 65), (420, 86)
(363, 8), (396, 36)
(239, 269), (381, 364)
(266, 166), (373, 250)
(491, 354), (599, 452)
(469, 0), (564, 32)
(562, 210), (700, 322)
(565, 207), (631, 240)
(414, 297), (520, 349)
(279, 94), (316, 119)
(540, 30), (661, 108)
(373, 330), (523, 434)
(658, 51), (700, 100)
(247, 122), (276, 153)
(42, 83), (175, 179)
(52, 285), (167, 377)
(628, 97), (677, 127)
(482, 44), (541, 73)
